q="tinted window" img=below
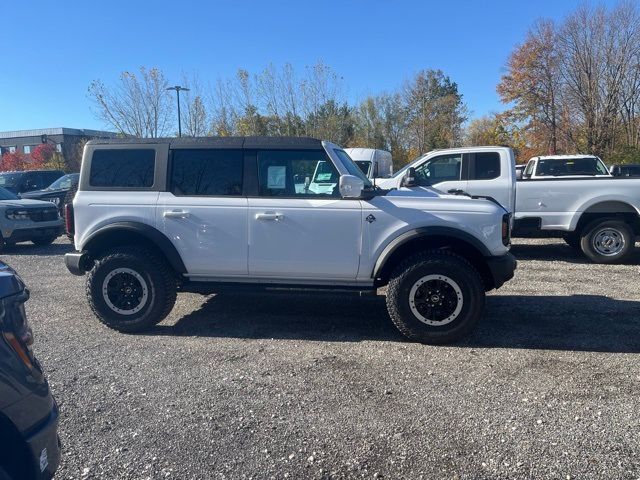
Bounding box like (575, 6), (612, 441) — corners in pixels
(535, 157), (607, 176)
(90, 149), (155, 188)
(415, 154), (462, 185)
(171, 149), (243, 196)
(257, 150), (340, 197)
(472, 152), (500, 180)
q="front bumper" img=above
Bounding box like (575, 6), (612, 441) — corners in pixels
(65, 251), (91, 276)
(485, 252), (517, 289)
(4, 225), (64, 243)
(24, 401), (61, 480)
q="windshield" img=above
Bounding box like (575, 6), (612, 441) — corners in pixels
(0, 173), (23, 188)
(355, 161), (372, 176)
(333, 149), (373, 188)
(391, 154), (427, 178)
(0, 186), (18, 200)
(535, 157), (608, 176)
(46, 173), (79, 190)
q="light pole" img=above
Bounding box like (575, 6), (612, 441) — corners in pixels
(167, 85), (190, 137)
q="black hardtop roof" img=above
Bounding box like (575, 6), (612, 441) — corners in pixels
(86, 136), (325, 150)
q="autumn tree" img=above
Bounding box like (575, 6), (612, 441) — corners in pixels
(1, 151), (26, 171)
(88, 67), (173, 138)
(498, 19), (562, 154)
(403, 70), (467, 156)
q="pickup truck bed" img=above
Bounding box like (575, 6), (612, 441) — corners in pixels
(513, 177), (640, 263)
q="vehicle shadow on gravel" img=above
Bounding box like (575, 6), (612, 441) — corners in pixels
(153, 292), (640, 352)
(470, 295), (640, 353)
(154, 293), (404, 342)
(511, 241), (640, 264)
(1, 241), (74, 256)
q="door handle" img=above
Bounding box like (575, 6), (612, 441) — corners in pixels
(255, 213), (284, 221)
(163, 209), (190, 219)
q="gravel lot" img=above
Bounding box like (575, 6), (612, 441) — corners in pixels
(3, 238), (640, 479)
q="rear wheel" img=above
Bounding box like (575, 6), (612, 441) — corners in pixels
(385, 250), (485, 344)
(579, 219), (635, 264)
(86, 247), (177, 332)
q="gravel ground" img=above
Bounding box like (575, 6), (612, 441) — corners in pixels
(3, 238), (640, 479)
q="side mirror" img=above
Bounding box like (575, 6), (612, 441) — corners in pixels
(515, 170), (523, 180)
(339, 174), (364, 198)
(401, 167), (418, 188)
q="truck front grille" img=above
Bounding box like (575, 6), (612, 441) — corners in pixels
(28, 209), (59, 222)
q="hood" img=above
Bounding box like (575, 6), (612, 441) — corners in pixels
(380, 189), (502, 214)
(19, 189), (64, 199)
(0, 199), (60, 208)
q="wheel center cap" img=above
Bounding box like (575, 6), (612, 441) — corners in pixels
(430, 294), (441, 303)
(124, 286), (133, 295)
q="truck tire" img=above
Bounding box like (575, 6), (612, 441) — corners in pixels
(563, 234), (582, 249)
(386, 250), (485, 344)
(86, 247), (177, 332)
(32, 236), (57, 246)
(579, 219), (635, 264)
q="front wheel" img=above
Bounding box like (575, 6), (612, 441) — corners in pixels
(86, 247), (177, 332)
(579, 219), (635, 264)
(385, 250), (485, 344)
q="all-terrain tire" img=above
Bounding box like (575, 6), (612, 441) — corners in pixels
(579, 219), (635, 264)
(86, 247), (177, 332)
(385, 250), (485, 344)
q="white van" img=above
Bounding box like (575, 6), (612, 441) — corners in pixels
(344, 148), (393, 179)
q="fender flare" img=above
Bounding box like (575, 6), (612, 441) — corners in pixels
(372, 226), (491, 278)
(83, 221), (186, 273)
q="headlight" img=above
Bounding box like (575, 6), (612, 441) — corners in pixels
(0, 290), (35, 369)
(5, 209), (30, 220)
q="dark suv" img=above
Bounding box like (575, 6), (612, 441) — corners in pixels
(19, 173), (79, 212)
(0, 171), (64, 196)
(0, 262), (60, 479)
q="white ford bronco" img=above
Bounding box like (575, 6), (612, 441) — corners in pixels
(65, 137), (516, 344)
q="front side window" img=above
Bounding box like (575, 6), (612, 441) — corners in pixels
(472, 152), (500, 180)
(415, 154), (462, 185)
(171, 149), (243, 196)
(89, 149), (155, 188)
(257, 150), (340, 197)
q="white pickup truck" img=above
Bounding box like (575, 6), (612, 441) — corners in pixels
(376, 146), (517, 214)
(381, 148), (640, 263)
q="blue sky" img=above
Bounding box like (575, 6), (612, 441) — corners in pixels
(0, 0), (620, 132)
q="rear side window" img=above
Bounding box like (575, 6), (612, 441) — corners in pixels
(90, 149), (155, 188)
(171, 149), (243, 196)
(472, 152), (500, 180)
